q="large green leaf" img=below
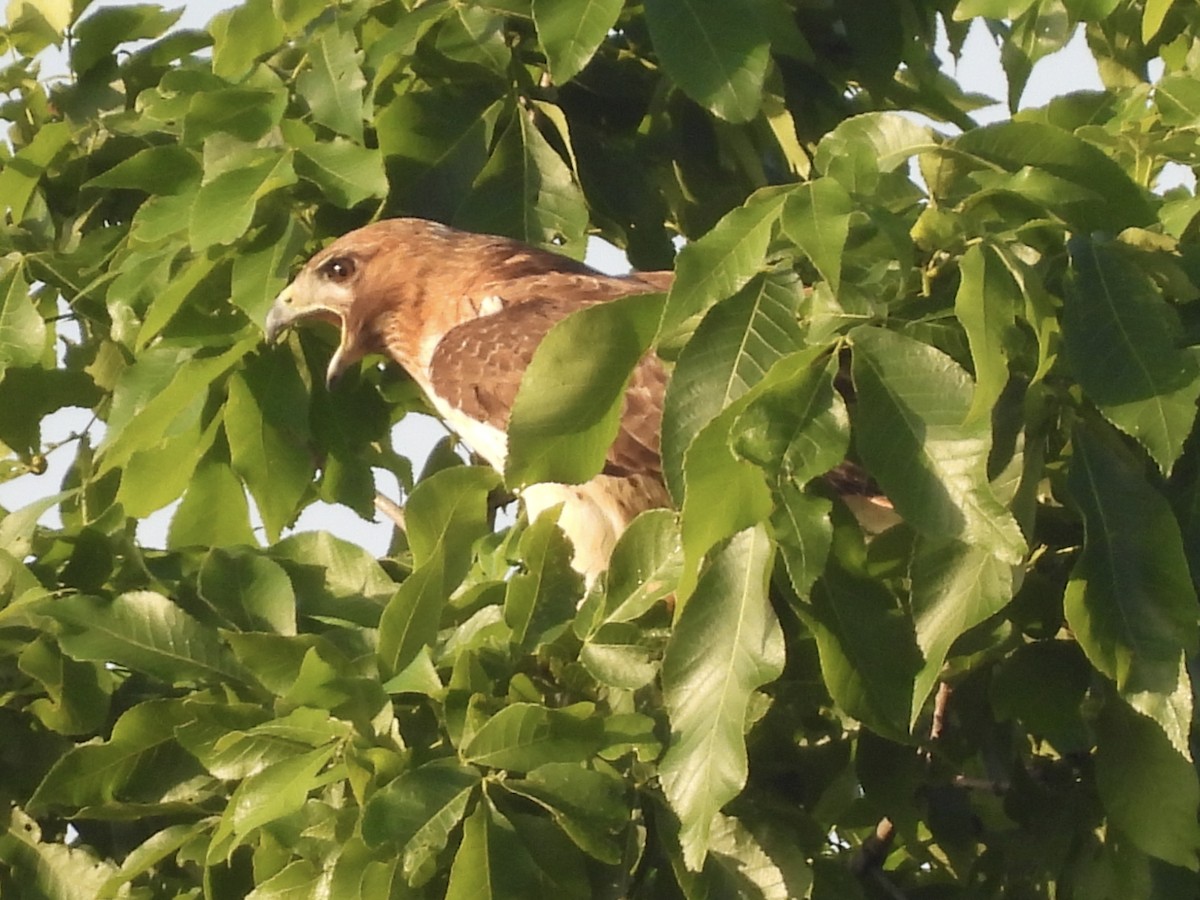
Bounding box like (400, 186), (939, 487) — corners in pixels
(1063, 237), (1200, 475)
(660, 526), (783, 871)
(909, 537), (1013, 726)
(39, 591), (251, 686)
(533, 0), (623, 85)
(296, 23), (366, 142)
(1096, 697), (1200, 870)
(802, 560), (923, 738)
(780, 177), (853, 294)
(224, 350), (315, 543)
(189, 151), (297, 250)
(642, 0), (769, 122)
(0, 264), (46, 377)
(660, 185), (793, 338)
(462, 703), (605, 772)
(0, 809), (118, 899)
(455, 109), (588, 256)
(851, 326), (1026, 563)
(209, 0), (284, 80)
(948, 121), (1155, 232)
(29, 699), (198, 811)
(197, 547), (297, 635)
(733, 350), (847, 597)
(506, 292), (663, 488)
(955, 243), (1019, 424)
(662, 272), (804, 499)
(502, 763), (630, 864)
(1065, 420), (1199, 728)
(444, 798), (569, 900)
(377, 466), (498, 675)
(0, 120), (73, 222)
(207, 743), (338, 862)
(294, 140), (388, 209)
(168, 459), (258, 549)
(503, 510), (582, 651)
(361, 761), (481, 885)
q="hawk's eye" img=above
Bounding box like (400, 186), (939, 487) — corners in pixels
(321, 257), (356, 282)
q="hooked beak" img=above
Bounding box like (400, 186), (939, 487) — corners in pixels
(264, 284), (298, 344)
(264, 283), (356, 390)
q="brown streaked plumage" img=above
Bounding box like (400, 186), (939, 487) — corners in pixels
(265, 218), (673, 582)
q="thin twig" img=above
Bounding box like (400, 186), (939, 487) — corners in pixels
(373, 492), (406, 533)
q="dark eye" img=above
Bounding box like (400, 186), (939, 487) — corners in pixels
(321, 256), (356, 282)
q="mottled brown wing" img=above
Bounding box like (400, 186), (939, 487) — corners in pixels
(426, 296), (665, 482)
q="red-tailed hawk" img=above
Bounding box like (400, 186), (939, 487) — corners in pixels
(265, 218), (673, 582)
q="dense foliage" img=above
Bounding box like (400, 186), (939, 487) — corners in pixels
(2, 0), (1200, 896)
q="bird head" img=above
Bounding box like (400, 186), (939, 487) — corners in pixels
(266, 225), (391, 389)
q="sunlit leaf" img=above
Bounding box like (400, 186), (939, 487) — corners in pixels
(643, 0), (769, 122)
(1063, 236), (1200, 475)
(660, 526), (782, 870)
(851, 326), (1026, 562)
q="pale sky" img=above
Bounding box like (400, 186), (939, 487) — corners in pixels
(0, 4), (1125, 555)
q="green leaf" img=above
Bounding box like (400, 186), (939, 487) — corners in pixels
(802, 560), (922, 738)
(851, 326), (1026, 562)
(378, 466), (498, 675)
(533, 0), (623, 84)
(71, 3), (183, 75)
(780, 177), (853, 294)
(224, 350), (316, 543)
(0, 120), (73, 223)
(197, 547), (297, 635)
(455, 109), (588, 256)
(577, 507), (682, 634)
(955, 244), (1019, 424)
(19, 637), (112, 735)
(991, 641), (1091, 751)
(733, 350), (848, 597)
(662, 272), (804, 500)
(0, 808), (119, 899)
(209, 0), (285, 81)
(297, 23), (366, 142)
(660, 526), (783, 871)
(134, 249), (221, 349)
(462, 703), (605, 771)
(361, 761), (481, 885)
(1096, 697), (1200, 870)
(294, 139), (388, 208)
(503, 763), (629, 864)
(503, 510), (582, 651)
(814, 112), (937, 191)
(677, 400), (774, 601)
(1064, 420), (1199, 713)
(189, 151), (297, 250)
(40, 591), (251, 686)
(1063, 237), (1200, 475)
(84, 145), (201, 195)
(642, 0), (769, 122)
(0, 263), (46, 377)
(29, 699), (197, 811)
(444, 799), (564, 900)
(949, 121), (1155, 232)
(231, 216), (309, 326)
(208, 743), (338, 862)
(660, 185), (793, 338)
(183, 86), (288, 146)
(507, 292), (663, 487)
(168, 459), (258, 549)
(115, 413), (220, 518)
(909, 537), (1013, 726)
